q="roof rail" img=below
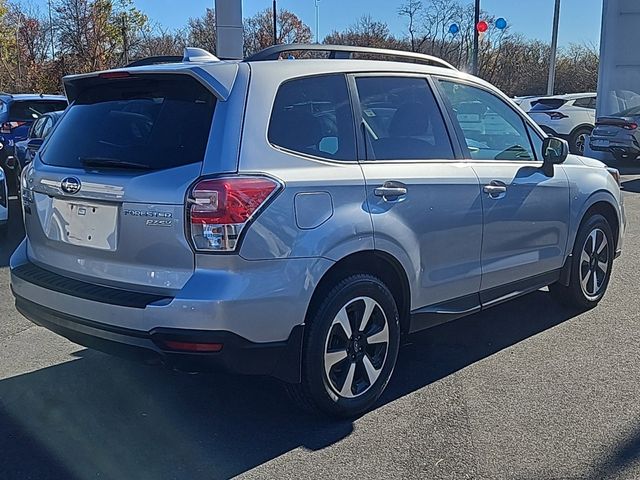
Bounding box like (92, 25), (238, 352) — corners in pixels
(244, 44), (457, 70)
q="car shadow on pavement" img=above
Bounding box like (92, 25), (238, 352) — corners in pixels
(0, 289), (597, 480)
(622, 178), (640, 193)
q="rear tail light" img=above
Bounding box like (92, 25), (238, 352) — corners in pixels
(1, 121), (26, 134)
(188, 176), (281, 252)
(98, 71), (131, 80)
(622, 123), (638, 130)
(545, 112), (568, 120)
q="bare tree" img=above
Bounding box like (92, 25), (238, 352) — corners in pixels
(243, 8), (312, 57)
(398, 0), (422, 52)
(187, 7), (216, 54)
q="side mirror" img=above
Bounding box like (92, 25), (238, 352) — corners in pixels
(541, 136), (569, 176)
(26, 138), (44, 152)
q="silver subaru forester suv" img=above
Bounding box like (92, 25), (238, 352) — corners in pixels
(10, 45), (625, 417)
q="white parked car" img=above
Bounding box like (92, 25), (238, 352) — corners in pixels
(527, 93), (597, 155)
(0, 166), (7, 235)
(513, 95), (543, 113)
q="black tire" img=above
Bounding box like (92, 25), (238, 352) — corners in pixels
(569, 127), (592, 155)
(549, 214), (614, 309)
(286, 274), (401, 418)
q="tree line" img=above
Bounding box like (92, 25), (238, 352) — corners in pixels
(0, 0), (598, 97)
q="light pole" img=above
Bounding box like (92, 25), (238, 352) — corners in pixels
(471, 0), (480, 75)
(315, 0), (320, 43)
(272, 0), (277, 45)
(547, 0), (561, 95)
(48, 0), (55, 59)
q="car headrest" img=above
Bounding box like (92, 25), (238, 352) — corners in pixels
(270, 109), (323, 152)
(388, 103), (430, 138)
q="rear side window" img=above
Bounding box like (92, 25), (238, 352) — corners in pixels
(530, 99), (567, 111)
(268, 74), (356, 161)
(355, 76), (454, 161)
(41, 74), (215, 170)
(573, 97), (596, 109)
(9, 101), (67, 121)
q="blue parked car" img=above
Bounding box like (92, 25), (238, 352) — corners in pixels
(9, 110), (65, 190)
(0, 93), (68, 189)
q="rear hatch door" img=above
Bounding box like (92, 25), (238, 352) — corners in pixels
(24, 72), (225, 294)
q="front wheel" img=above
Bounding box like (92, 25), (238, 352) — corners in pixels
(287, 274), (400, 418)
(550, 214), (614, 309)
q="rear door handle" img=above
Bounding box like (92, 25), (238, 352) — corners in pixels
(374, 181), (408, 200)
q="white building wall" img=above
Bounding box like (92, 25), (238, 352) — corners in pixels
(586, 0), (640, 159)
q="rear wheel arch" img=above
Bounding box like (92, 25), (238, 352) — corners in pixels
(305, 250), (411, 335)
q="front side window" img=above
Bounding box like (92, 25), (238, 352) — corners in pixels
(268, 74), (356, 161)
(439, 80), (536, 161)
(355, 76), (454, 161)
(30, 117), (47, 138)
(41, 117), (55, 138)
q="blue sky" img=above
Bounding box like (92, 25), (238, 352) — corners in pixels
(46, 0), (605, 47)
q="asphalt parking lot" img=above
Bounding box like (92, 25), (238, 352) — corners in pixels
(1, 168), (639, 480)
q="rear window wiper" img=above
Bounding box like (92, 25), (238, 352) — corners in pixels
(80, 157), (152, 170)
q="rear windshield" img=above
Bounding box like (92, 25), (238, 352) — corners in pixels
(530, 99), (567, 111)
(9, 100), (68, 121)
(41, 74), (215, 170)
(615, 105), (640, 117)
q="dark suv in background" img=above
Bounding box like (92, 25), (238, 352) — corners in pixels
(0, 93), (68, 190)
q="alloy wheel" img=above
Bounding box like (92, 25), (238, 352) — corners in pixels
(579, 228), (610, 299)
(576, 133), (588, 154)
(323, 296), (389, 399)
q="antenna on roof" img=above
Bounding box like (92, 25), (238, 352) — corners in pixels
(182, 47), (221, 63)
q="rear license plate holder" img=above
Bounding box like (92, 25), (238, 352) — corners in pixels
(50, 198), (118, 251)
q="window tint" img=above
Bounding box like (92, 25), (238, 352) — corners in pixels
(574, 96), (597, 109)
(268, 74), (356, 161)
(530, 99), (567, 111)
(355, 76), (454, 161)
(527, 124), (543, 160)
(439, 80), (536, 161)
(9, 101), (67, 121)
(41, 75), (215, 170)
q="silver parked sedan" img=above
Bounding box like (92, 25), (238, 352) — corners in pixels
(10, 45), (626, 417)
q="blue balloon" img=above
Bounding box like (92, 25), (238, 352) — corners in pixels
(495, 17), (507, 30)
(449, 23), (460, 35)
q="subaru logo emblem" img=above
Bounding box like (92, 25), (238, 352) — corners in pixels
(61, 177), (81, 195)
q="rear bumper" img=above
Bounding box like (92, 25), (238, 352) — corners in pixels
(10, 240), (334, 382)
(589, 138), (640, 157)
(14, 292), (304, 382)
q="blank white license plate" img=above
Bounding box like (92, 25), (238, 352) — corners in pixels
(51, 198), (118, 251)
(591, 139), (610, 148)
